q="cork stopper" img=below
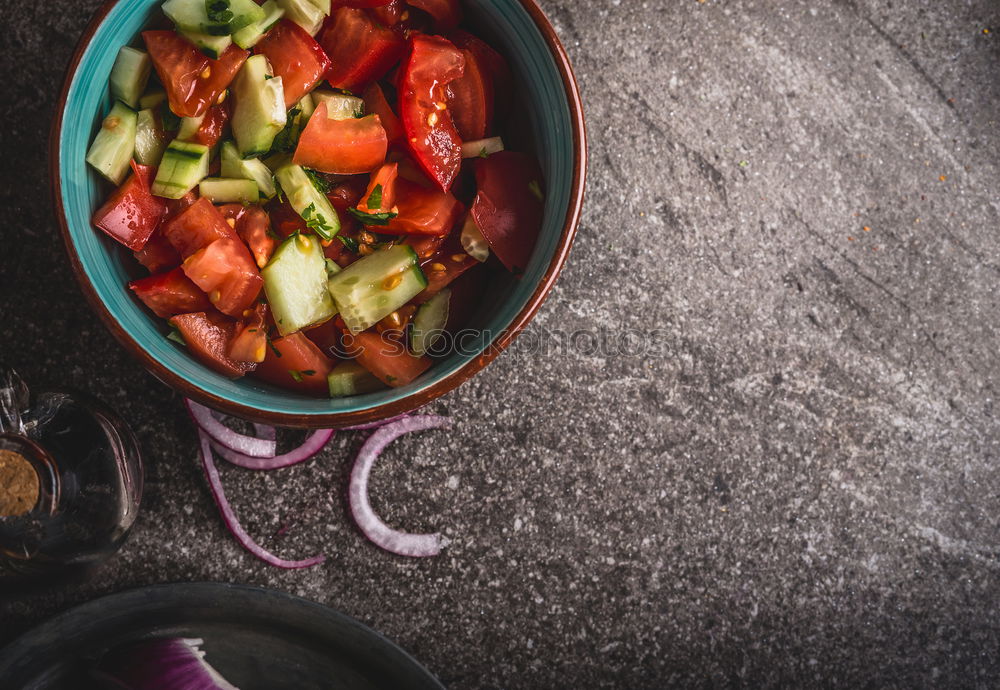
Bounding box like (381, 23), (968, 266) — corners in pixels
(0, 448), (39, 517)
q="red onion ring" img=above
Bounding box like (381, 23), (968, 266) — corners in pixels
(212, 429), (335, 470)
(348, 415), (452, 557)
(252, 422), (276, 441)
(185, 399), (277, 458)
(198, 429), (325, 569)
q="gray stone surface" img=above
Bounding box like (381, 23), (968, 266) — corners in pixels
(3, 0), (1000, 687)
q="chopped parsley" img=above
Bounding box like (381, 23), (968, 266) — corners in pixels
(267, 335), (282, 358)
(269, 106), (302, 153)
(528, 180), (544, 202)
(304, 167), (331, 194)
(206, 0), (233, 24)
(367, 184), (383, 210)
(338, 235), (360, 253)
(385, 375), (397, 383)
(301, 369), (316, 376)
(347, 207), (398, 226)
(301, 202), (337, 240)
(288, 370), (304, 383)
(166, 328), (186, 346)
(479, 147), (490, 159)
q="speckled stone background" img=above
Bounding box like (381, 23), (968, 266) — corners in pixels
(3, 0), (1000, 687)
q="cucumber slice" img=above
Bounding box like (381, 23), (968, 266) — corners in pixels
(134, 108), (167, 167)
(327, 245), (427, 334)
(327, 361), (383, 397)
(460, 214), (489, 262)
(139, 89), (166, 110)
(410, 289), (450, 356)
(86, 102), (137, 185)
(232, 55), (286, 156)
(306, 0), (331, 15)
(232, 0), (285, 49)
(109, 46), (151, 109)
(162, 0), (266, 36)
(273, 163), (340, 240)
(199, 177), (259, 203)
(176, 112), (206, 141)
(220, 141), (277, 198)
(311, 90), (364, 120)
(151, 140), (210, 199)
(275, 0), (324, 36)
(298, 92), (316, 119)
(263, 233), (338, 336)
(178, 28), (232, 59)
(262, 152), (292, 173)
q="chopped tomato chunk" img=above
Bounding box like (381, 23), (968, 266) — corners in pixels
(253, 332), (335, 395)
(293, 102), (388, 174)
(471, 151), (544, 273)
(399, 35), (465, 191)
(219, 204), (276, 268)
(189, 103), (230, 148)
(169, 312), (256, 378)
(228, 303), (269, 363)
(362, 82), (403, 143)
(129, 267), (211, 318)
(357, 162), (398, 215)
(182, 237), (263, 317)
(382, 178), (462, 236)
(92, 161), (165, 251)
(133, 228), (181, 273)
(143, 31), (247, 118)
(320, 8), (405, 93)
(255, 20), (332, 109)
(414, 247), (478, 302)
(338, 324), (431, 387)
(408, 0), (461, 30)
(163, 197), (238, 258)
(448, 47), (492, 140)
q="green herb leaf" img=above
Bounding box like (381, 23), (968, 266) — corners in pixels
(304, 168), (331, 194)
(347, 207), (398, 226)
(267, 335), (282, 358)
(479, 147), (489, 159)
(338, 235), (360, 253)
(288, 370), (304, 383)
(528, 180), (544, 202)
(206, 0), (233, 24)
(367, 184), (382, 210)
(268, 107), (303, 154)
(300, 202), (337, 240)
(166, 328), (186, 346)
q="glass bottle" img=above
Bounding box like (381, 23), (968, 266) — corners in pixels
(0, 370), (143, 581)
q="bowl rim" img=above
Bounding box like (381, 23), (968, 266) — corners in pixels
(50, 0), (587, 429)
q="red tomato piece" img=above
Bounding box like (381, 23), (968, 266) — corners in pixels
(255, 20), (332, 109)
(266, 200), (310, 237)
(362, 83), (403, 143)
(92, 161), (165, 251)
(326, 177), (369, 211)
(382, 178), (462, 236)
(303, 319), (341, 358)
(332, 0), (393, 6)
(220, 204), (276, 268)
(320, 8), (405, 94)
(253, 332), (335, 396)
(414, 247), (477, 302)
(450, 29), (512, 117)
(443, 265), (486, 330)
(169, 312), (255, 378)
(163, 197), (238, 258)
(164, 191), (198, 220)
(143, 32), (247, 118)
(338, 324), (431, 387)
(448, 48), (492, 140)
(471, 151), (544, 273)
(399, 35), (465, 191)
(370, 0), (404, 25)
(129, 267), (212, 318)
(400, 233), (444, 260)
(182, 237), (264, 317)
(133, 228), (181, 273)
(190, 103), (230, 148)
(293, 103), (388, 174)
(228, 303), (269, 363)
(408, 0), (461, 30)
(357, 162), (398, 214)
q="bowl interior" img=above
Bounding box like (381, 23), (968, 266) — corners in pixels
(58, 0), (576, 419)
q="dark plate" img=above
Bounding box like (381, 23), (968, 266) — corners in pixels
(0, 582), (445, 689)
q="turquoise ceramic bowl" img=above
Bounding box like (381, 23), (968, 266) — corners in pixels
(52, 0), (586, 427)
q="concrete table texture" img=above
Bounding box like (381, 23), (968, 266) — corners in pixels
(2, 0), (999, 687)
